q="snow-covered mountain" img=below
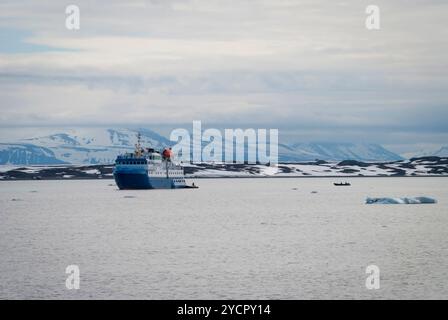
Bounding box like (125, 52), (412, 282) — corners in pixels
(0, 143), (67, 165)
(0, 128), (403, 165)
(431, 146), (448, 157)
(0, 128), (171, 165)
(402, 146), (448, 159)
(278, 142), (403, 162)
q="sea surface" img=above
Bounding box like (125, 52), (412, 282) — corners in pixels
(0, 177), (447, 299)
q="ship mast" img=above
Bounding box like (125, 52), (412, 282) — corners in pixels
(135, 132), (142, 157)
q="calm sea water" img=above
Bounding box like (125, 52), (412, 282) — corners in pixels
(0, 177), (447, 299)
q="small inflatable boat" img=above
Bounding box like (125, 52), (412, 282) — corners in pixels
(334, 182), (351, 186)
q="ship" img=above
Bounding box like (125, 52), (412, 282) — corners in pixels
(113, 133), (195, 190)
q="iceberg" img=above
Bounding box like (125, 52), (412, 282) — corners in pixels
(366, 197), (437, 204)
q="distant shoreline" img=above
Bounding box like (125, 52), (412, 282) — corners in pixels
(1, 156), (447, 180)
(1, 175), (448, 182)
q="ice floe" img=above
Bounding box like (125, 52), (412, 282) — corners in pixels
(366, 197), (437, 204)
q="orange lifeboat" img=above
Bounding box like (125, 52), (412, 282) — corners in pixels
(162, 148), (172, 159)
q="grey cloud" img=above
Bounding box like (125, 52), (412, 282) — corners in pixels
(0, 0), (447, 154)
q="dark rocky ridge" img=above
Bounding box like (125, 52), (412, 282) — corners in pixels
(0, 157), (447, 180)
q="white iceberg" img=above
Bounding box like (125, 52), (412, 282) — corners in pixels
(366, 197), (437, 204)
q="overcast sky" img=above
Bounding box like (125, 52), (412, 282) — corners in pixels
(0, 0), (447, 153)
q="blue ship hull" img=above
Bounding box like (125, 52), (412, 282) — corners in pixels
(114, 172), (183, 189)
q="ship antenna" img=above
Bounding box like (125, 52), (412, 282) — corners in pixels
(135, 132), (142, 155)
(137, 132), (141, 148)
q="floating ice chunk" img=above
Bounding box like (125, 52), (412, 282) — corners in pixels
(366, 197), (437, 204)
(414, 196), (438, 204)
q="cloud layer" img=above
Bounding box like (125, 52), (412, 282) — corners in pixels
(0, 0), (447, 153)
